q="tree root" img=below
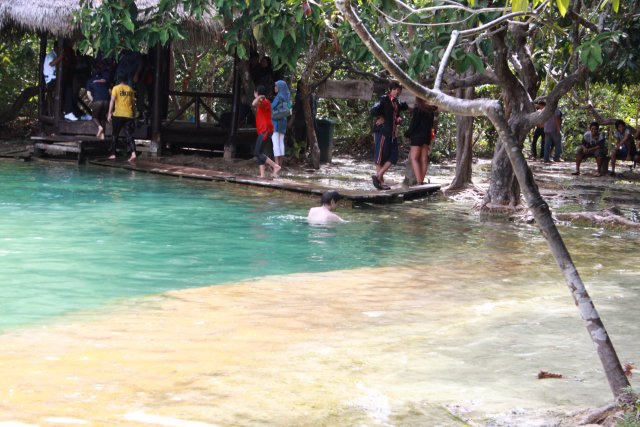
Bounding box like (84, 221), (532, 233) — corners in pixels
(555, 206), (640, 229)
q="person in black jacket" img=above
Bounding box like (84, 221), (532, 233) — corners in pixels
(371, 81), (407, 190)
(404, 98), (436, 185)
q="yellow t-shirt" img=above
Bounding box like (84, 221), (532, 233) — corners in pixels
(111, 83), (135, 118)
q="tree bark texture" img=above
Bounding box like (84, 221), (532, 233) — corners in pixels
(449, 86), (474, 190)
(0, 86), (39, 126)
(336, 0), (630, 399)
(299, 33), (326, 169)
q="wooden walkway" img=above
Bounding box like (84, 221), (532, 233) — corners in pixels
(89, 159), (440, 205)
(31, 135), (110, 163)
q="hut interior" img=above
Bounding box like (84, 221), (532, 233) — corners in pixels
(1, 0), (256, 158)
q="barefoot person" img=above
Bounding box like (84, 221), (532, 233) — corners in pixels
(307, 191), (345, 224)
(610, 119), (636, 176)
(371, 81), (407, 190)
(572, 122), (606, 176)
(252, 85), (281, 178)
(107, 73), (137, 162)
(86, 66), (111, 140)
(404, 98), (435, 185)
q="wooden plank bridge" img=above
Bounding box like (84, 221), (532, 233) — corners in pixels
(89, 159), (440, 205)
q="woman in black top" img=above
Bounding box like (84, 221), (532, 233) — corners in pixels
(404, 98), (435, 185)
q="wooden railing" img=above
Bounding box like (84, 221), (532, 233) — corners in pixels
(166, 90), (233, 129)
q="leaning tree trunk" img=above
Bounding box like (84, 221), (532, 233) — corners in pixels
(448, 86), (475, 190)
(0, 86), (39, 125)
(336, 0), (630, 400)
(487, 109), (631, 398)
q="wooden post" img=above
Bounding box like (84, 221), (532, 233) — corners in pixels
(38, 33), (47, 134)
(224, 53), (240, 160)
(150, 43), (163, 157)
(53, 39), (63, 126)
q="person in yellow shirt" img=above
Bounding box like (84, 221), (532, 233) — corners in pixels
(107, 73), (137, 162)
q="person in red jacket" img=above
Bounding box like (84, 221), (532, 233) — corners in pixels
(252, 85), (281, 178)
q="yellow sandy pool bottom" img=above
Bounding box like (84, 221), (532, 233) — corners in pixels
(0, 265), (619, 426)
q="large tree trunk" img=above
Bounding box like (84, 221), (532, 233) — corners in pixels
(483, 143), (520, 209)
(299, 33), (326, 170)
(337, 0), (630, 400)
(448, 86), (474, 190)
(0, 86), (39, 125)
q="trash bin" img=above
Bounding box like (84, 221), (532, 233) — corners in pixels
(315, 118), (336, 163)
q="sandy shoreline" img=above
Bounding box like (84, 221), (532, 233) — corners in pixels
(2, 263), (629, 426)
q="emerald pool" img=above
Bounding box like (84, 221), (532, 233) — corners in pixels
(0, 160), (439, 332)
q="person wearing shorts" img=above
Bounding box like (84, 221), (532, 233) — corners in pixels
(86, 67), (111, 139)
(404, 98), (435, 185)
(371, 81), (406, 190)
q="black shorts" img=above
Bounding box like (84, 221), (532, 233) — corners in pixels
(374, 133), (398, 165)
(410, 137), (431, 147)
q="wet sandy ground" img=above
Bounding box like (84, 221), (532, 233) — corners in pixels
(1, 264), (637, 426)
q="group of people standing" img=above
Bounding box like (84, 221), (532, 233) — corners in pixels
(530, 99), (564, 163)
(43, 42), (150, 162)
(370, 81), (437, 190)
(251, 80), (293, 178)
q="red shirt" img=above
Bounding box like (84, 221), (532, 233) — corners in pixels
(255, 98), (274, 139)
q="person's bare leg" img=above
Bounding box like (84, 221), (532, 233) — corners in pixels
(259, 164), (267, 178)
(265, 158), (281, 177)
(573, 152), (583, 174)
(128, 151), (137, 162)
(94, 120), (103, 138)
(420, 145), (430, 184)
(378, 161), (392, 184)
(409, 146), (421, 186)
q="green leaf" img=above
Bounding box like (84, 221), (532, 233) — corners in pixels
(466, 53), (485, 74)
(272, 28), (285, 48)
(556, 0), (569, 16)
(122, 14), (135, 32)
(159, 28), (169, 45)
(236, 44), (247, 60)
(511, 0), (528, 13)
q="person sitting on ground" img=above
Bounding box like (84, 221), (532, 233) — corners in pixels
(610, 119), (637, 176)
(573, 121), (607, 176)
(307, 191), (345, 224)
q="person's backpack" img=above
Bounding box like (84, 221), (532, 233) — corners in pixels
(370, 96), (384, 117)
(272, 99), (291, 120)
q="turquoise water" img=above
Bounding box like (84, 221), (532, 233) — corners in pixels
(0, 161), (388, 331)
(1, 160), (639, 335)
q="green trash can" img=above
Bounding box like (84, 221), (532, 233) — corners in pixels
(315, 118), (336, 163)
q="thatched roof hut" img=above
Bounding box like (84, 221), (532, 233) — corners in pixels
(0, 0), (224, 45)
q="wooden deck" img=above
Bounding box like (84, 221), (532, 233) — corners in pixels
(32, 135), (111, 163)
(89, 158), (440, 205)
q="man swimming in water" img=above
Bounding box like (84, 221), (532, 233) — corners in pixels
(307, 191), (345, 224)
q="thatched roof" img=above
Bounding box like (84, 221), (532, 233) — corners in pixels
(0, 0), (223, 45)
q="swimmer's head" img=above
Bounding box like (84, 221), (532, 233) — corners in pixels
(321, 190), (341, 207)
